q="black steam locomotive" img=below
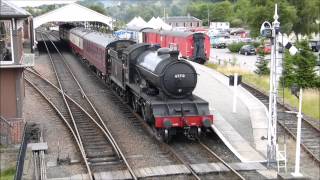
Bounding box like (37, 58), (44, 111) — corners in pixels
(110, 44), (213, 141)
(59, 26), (213, 142)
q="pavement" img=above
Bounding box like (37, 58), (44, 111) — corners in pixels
(190, 61), (268, 162)
(209, 48), (272, 72)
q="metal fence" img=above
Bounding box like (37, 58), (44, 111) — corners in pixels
(0, 116), (24, 145)
(0, 115), (13, 145)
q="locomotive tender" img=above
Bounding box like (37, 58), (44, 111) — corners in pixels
(59, 25), (214, 142)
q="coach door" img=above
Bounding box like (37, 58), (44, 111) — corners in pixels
(193, 33), (206, 63)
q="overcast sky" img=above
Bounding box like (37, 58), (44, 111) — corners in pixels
(8, 0), (77, 7)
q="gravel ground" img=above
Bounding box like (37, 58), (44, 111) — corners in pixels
(59, 51), (179, 170)
(201, 131), (240, 163)
(33, 46), (59, 87)
(277, 127), (320, 180)
(24, 84), (85, 178)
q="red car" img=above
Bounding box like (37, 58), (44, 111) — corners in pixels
(142, 29), (210, 64)
(256, 44), (271, 54)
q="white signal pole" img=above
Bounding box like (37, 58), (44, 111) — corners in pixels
(267, 4), (280, 166)
(292, 88), (303, 177)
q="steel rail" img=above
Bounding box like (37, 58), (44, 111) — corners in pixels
(44, 31), (138, 179)
(42, 32), (121, 157)
(38, 32), (138, 180)
(109, 87), (201, 180)
(198, 141), (246, 180)
(25, 79), (91, 178)
(25, 69), (128, 158)
(241, 82), (320, 164)
(39, 33), (93, 179)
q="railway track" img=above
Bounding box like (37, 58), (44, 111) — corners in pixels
(31, 32), (138, 179)
(241, 82), (320, 164)
(43, 30), (260, 179)
(102, 71), (246, 180)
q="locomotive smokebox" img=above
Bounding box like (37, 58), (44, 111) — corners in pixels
(136, 48), (197, 99)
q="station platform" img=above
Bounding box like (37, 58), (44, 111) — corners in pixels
(190, 62), (268, 163)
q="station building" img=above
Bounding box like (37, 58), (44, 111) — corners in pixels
(163, 15), (202, 28)
(0, 0), (34, 144)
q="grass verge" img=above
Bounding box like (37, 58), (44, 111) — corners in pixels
(0, 167), (16, 180)
(206, 63), (320, 120)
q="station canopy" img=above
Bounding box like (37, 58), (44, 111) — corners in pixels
(33, 3), (113, 29)
(147, 17), (172, 30)
(127, 16), (148, 27)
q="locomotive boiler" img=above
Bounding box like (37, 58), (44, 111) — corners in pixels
(135, 48), (197, 99)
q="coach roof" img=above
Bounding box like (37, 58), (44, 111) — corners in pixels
(142, 29), (197, 38)
(82, 30), (115, 47)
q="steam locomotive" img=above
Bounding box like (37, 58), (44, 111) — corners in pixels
(59, 25), (214, 142)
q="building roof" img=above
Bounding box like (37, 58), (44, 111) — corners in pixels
(33, 3), (113, 29)
(0, 0), (30, 19)
(163, 16), (201, 22)
(142, 29), (195, 38)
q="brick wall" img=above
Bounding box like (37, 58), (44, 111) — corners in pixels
(9, 118), (24, 144)
(0, 118), (24, 144)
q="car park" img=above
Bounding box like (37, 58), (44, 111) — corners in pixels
(256, 44), (271, 54)
(239, 45), (256, 55)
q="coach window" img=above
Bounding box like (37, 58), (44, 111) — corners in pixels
(0, 20), (14, 64)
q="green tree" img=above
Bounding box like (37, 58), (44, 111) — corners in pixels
(209, 1), (233, 22)
(247, 0), (298, 37)
(255, 50), (270, 75)
(232, 0), (250, 26)
(281, 40), (318, 88)
(287, 0), (320, 35)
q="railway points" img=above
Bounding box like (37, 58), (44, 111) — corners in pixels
(1, 1), (319, 179)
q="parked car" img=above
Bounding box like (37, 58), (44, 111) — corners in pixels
(310, 40), (320, 52)
(256, 44), (271, 54)
(215, 42), (227, 48)
(239, 45), (256, 55)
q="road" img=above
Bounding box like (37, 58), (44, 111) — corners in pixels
(209, 48), (272, 72)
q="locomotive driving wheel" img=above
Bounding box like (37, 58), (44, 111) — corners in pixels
(189, 127), (202, 140)
(162, 129), (172, 143)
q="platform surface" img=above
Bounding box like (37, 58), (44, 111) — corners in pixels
(190, 62), (268, 162)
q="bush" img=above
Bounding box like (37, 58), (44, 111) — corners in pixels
(250, 41), (260, 48)
(227, 42), (245, 53)
(230, 18), (243, 27)
(281, 40), (319, 88)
